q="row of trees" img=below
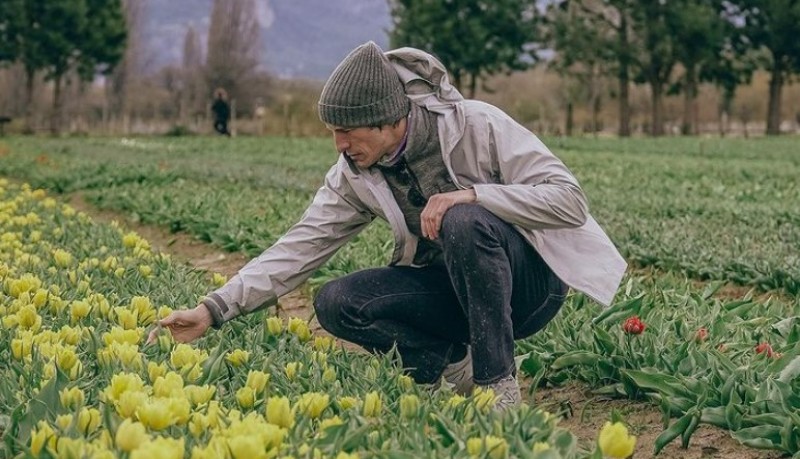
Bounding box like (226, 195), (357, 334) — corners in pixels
(0, 0), (126, 133)
(389, 0), (800, 136)
(0, 0), (268, 134)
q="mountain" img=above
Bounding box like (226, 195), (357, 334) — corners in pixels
(143, 0), (392, 80)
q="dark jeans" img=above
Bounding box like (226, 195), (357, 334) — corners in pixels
(214, 120), (230, 136)
(314, 204), (567, 385)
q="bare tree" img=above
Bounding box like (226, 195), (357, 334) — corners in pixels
(107, 0), (146, 124)
(181, 25), (205, 123)
(205, 0), (261, 109)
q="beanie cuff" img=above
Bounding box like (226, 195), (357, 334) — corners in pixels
(319, 91), (410, 128)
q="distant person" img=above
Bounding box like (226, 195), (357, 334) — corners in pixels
(211, 88), (231, 137)
(151, 42), (626, 411)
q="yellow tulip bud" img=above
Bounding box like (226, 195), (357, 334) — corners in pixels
(399, 394), (420, 419)
(598, 421), (636, 459)
(246, 370), (270, 393)
(225, 349), (250, 367)
(266, 317), (283, 335)
(362, 391), (382, 418)
(236, 387), (256, 409)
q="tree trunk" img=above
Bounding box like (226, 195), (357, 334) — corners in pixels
(592, 95), (601, 138)
(565, 101), (574, 136)
(651, 82), (664, 136)
(617, 15), (631, 137)
(682, 66), (698, 135)
(51, 75), (63, 135)
(24, 69), (35, 133)
(766, 60), (784, 135)
(468, 73), (477, 99)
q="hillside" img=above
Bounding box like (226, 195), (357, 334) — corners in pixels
(144, 0), (392, 79)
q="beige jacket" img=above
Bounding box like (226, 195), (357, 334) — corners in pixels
(204, 48), (627, 325)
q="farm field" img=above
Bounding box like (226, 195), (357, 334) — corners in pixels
(1, 135), (799, 458)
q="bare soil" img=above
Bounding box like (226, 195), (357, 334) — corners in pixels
(66, 193), (787, 459)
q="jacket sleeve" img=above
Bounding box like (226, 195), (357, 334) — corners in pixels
(203, 163), (373, 326)
(469, 104), (589, 230)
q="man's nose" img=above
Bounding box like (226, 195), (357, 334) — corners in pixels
(334, 132), (349, 152)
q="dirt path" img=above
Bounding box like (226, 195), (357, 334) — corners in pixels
(66, 193), (785, 459)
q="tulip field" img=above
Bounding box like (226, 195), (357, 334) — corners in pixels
(0, 135), (799, 458)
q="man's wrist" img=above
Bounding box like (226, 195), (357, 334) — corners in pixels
(199, 300), (224, 329)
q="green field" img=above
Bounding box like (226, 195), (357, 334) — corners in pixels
(1, 135), (799, 457)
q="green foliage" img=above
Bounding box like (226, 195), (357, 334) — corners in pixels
(388, 0), (540, 97)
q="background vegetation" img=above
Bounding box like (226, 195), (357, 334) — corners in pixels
(1, 0), (799, 137)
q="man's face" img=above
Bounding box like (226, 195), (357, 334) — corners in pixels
(328, 125), (395, 168)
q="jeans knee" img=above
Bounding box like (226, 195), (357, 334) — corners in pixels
(441, 204), (496, 247)
(313, 280), (344, 332)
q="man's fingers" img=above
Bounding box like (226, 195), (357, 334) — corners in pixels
(146, 328), (159, 345)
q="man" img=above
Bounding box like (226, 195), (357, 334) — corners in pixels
(150, 42), (626, 409)
(211, 88), (231, 136)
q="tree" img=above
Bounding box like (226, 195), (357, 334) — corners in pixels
(206, 0), (261, 108)
(727, 0), (800, 135)
(181, 25), (205, 122)
(11, 0), (126, 133)
(630, 2), (680, 136)
(0, 0), (24, 63)
(108, 0), (146, 121)
(545, 1), (614, 135)
(549, 0), (641, 136)
(670, 0), (727, 135)
(389, 0), (540, 98)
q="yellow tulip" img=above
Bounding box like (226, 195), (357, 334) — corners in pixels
(104, 372), (146, 402)
(59, 387), (85, 411)
(338, 396), (359, 411)
(184, 385), (216, 406)
(55, 414), (73, 431)
(69, 301), (91, 324)
(137, 400), (175, 431)
(30, 423), (54, 456)
(130, 437), (184, 459)
(285, 362), (302, 381)
(212, 272), (227, 287)
(226, 349), (250, 367)
(115, 419), (149, 452)
(266, 396), (294, 428)
(246, 370), (270, 393)
(228, 435), (265, 459)
(296, 392), (329, 419)
(77, 408), (101, 436)
(322, 366), (337, 383)
(598, 421), (636, 459)
(153, 372), (185, 398)
(362, 391), (382, 418)
(188, 413), (209, 438)
(266, 317), (283, 335)
(320, 415), (344, 432)
(399, 394), (420, 419)
(236, 387), (256, 409)
(532, 442), (550, 453)
(53, 249), (73, 268)
(116, 390), (148, 419)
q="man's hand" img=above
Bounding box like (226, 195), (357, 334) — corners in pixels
(420, 189), (477, 240)
(147, 304), (213, 345)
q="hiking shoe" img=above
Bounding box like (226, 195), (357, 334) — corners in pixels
(483, 374), (521, 411)
(441, 346), (474, 395)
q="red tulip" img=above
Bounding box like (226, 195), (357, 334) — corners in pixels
(695, 327), (708, 343)
(755, 342), (774, 358)
(622, 316), (646, 335)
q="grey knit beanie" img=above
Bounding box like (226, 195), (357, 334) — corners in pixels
(318, 41), (410, 128)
